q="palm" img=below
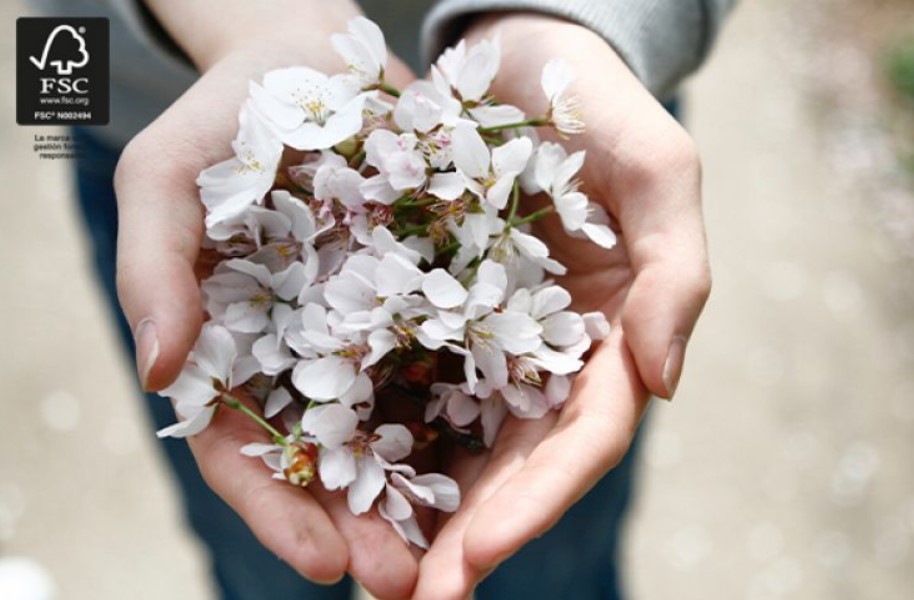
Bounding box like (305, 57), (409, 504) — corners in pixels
(412, 14), (709, 600)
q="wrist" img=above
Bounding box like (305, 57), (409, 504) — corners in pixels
(142, 0), (363, 71)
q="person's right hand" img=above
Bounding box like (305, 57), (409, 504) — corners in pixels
(114, 2), (420, 597)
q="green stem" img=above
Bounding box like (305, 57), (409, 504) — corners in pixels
(509, 205), (556, 228)
(379, 82), (401, 98)
(221, 392), (287, 446)
(479, 117), (548, 135)
(506, 181), (521, 223)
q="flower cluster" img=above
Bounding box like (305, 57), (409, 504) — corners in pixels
(159, 17), (614, 547)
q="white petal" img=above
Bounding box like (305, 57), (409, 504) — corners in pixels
(486, 312), (543, 354)
(581, 222), (618, 250)
(502, 384), (550, 419)
(320, 446), (358, 490)
(224, 301), (272, 334)
(542, 311), (586, 347)
(491, 137), (533, 178)
(544, 374), (573, 408)
(447, 391), (480, 427)
(541, 58), (575, 100)
(480, 397), (507, 448)
(293, 356), (358, 401)
(372, 424), (414, 462)
(364, 329), (397, 369)
(450, 124), (490, 179)
(301, 403), (358, 448)
(159, 364), (216, 406)
(156, 406), (216, 439)
(193, 324), (238, 381)
(422, 269), (468, 309)
(241, 442), (279, 458)
(468, 104), (525, 128)
(583, 312), (611, 340)
(375, 253), (423, 297)
(348, 456), (386, 514)
(264, 386), (293, 419)
(384, 484), (414, 521)
(410, 473), (461, 512)
(555, 191), (589, 231)
(252, 334), (295, 376)
(531, 286), (572, 320)
(338, 372), (374, 409)
(427, 172), (466, 200)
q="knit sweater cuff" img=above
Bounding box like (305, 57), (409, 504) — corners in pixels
(422, 0), (733, 100)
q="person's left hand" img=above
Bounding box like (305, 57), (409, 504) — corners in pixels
(412, 14), (711, 599)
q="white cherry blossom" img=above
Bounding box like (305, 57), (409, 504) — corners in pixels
(332, 16), (388, 89)
(250, 66), (366, 150)
(533, 142), (617, 249)
(451, 123), (533, 209)
(542, 58), (585, 136)
(158, 324), (257, 438)
(198, 103), (283, 229)
(302, 404), (413, 514)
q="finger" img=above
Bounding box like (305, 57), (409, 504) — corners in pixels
(412, 417), (553, 600)
(462, 328), (650, 571)
(187, 398), (349, 584)
(310, 485), (419, 600)
(114, 65), (250, 392)
(608, 123), (711, 399)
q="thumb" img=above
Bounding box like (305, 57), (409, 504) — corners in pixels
(114, 132), (205, 392)
(617, 141), (711, 399)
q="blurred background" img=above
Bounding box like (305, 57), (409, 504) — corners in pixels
(2, 0), (914, 598)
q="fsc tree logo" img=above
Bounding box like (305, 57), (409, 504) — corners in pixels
(16, 18), (109, 125)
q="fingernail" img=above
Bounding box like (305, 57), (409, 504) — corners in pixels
(662, 336), (687, 400)
(134, 318), (159, 390)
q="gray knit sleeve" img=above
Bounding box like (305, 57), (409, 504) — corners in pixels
(422, 0), (737, 99)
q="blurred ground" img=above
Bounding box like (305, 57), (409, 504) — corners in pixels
(1, 1), (913, 599)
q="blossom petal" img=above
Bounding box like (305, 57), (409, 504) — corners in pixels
(372, 424), (414, 462)
(156, 406), (216, 439)
(422, 269), (468, 309)
(320, 446), (358, 490)
(348, 456), (386, 514)
(384, 484), (414, 521)
(301, 403), (358, 448)
(427, 172), (466, 200)
(581, 222), (618, 250)
(193, 324), (238, 381)
(451, 124), (490, 179)
(410, 474), (461, 512)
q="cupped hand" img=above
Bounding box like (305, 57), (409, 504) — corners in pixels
(113, 2), (421, 596)
(413, 14), (711, 599)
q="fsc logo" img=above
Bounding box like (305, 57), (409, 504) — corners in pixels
(16, 18), (109, 125)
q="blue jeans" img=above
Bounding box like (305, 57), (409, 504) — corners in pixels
(72, 127), (643, 600)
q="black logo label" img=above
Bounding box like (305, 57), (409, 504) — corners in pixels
(16, 18), (109, 126)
